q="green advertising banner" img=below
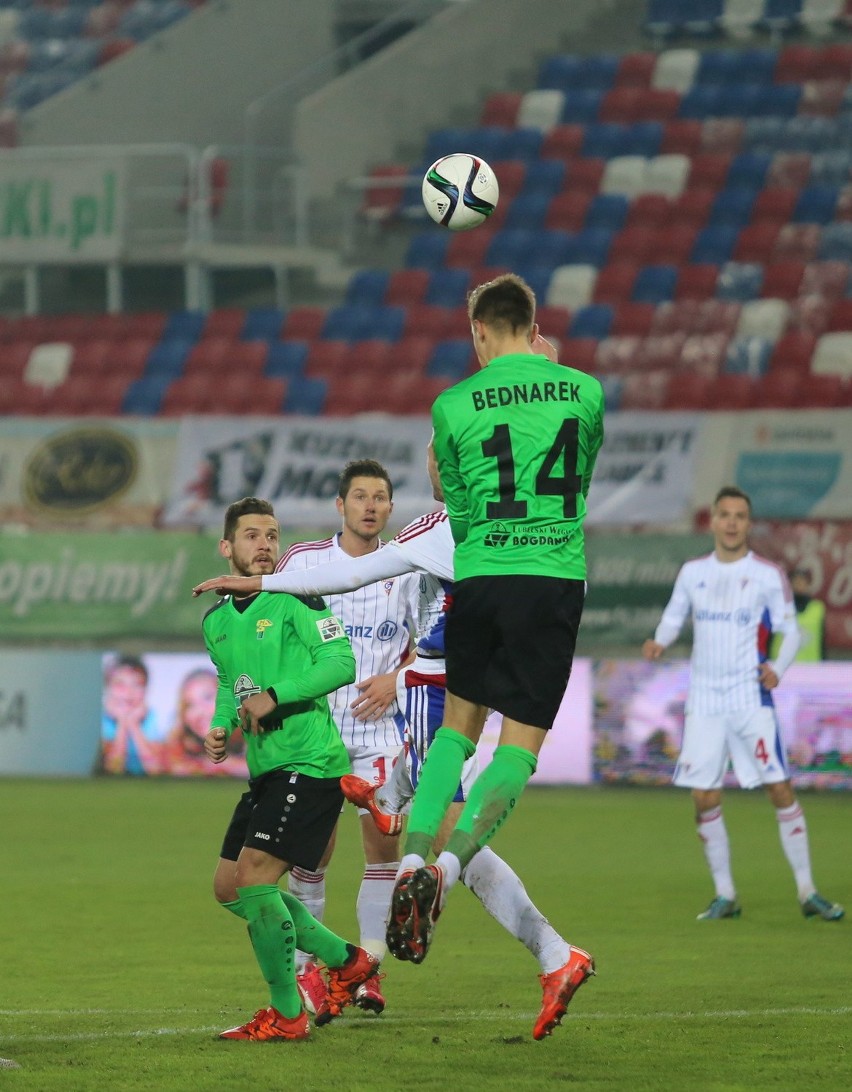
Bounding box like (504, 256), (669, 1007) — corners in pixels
(579, 532), (713, 654)
(0, 529), (714, 647)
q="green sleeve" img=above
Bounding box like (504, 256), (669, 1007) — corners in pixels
(270, 603), (355, 706)
(582, 395), (605, 499)
(432, 397), (470, 545)
(203, 629), (239, 738)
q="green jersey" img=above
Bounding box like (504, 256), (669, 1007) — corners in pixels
(432, 352), (604, 581)
(202, 591), (355, 780)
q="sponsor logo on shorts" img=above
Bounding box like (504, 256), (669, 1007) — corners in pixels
(317, 616), (345, 642)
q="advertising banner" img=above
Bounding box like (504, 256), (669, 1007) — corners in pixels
(585, 412), (701, 528)
(592, 659), (852, 790)
(702, 411), (852, 520)
(97, 651), (594, 783)
(161, 415), (437, 531)
(0, 157), (126, 261)
(0, 651), (102, 775)
(0, 417), (177, 528)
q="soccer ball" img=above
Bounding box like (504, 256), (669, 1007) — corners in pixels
(422, 153), (499, 231)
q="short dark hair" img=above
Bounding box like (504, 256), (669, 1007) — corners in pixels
(106, 654), (148, 683)
(337, 460), (393, 500)
(222, 496), (276, 541)
(467, 272), (536, 335)
(713, 485), (752, 514)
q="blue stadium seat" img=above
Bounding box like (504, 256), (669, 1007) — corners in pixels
(727, 153), (771, 189)
(716, 262), (764, 301)
(709, 187), (758, 227)
(143, 340), (192, 378)
(405, 232), (450, 269)
(523, 160), (567, 197)
(504, 194), (551, 229)
(679, 85), (725, 120)
(625, 121), (664, 157)
(696, 47), (777, 86)
(370, 307), (407, 341)
(576, 54), (620, 90)
(513, 266), (555, 302)
(585, 194), (629, 231)
(486, 229), (541, 268)
(691, 225), (739, 265)
(425, 269), (470, 307)
(121, 375), (171, 414)
(560, 89), (604, 124)
(321, 305), (368, 340)
(345, 270), (391, 307)
(810, 151), (852, 187)
(631, 265), (678, 303)
(683, 0), (724, 35)
(817, 223), (852, 262)
(242, 308), (285, 341)
(538, 55), (587, 91)
(282, 376), (327, 415)
(562, 228), (613, 267)
(792, 186), (839, 225)
(568, 304), (614, 339)
(426, 340), (472, 380)
(163, 310), (206, 342)
(265, 341), (309, 379)
(752, 84), (802, 119)
(743, 117), (788, 153)
(761, 0), (804, 34)
(599, 375), (623, 411)
(495, 127), (543, 160)
(582, 123), (629, 160)
(644, 0), (687, 38)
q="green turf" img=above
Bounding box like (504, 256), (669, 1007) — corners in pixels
(2, 780), (850, 1091)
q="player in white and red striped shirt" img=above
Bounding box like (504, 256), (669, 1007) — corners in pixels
(643, 486), (843, 922)
(276, 460), (421, 1015)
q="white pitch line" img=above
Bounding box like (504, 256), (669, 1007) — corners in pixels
(3, 1005), (851, 1043)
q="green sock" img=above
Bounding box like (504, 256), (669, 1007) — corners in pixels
(237, 884), (303, 1018)
(279, 890), (350, 968)
(446, 745), (537, 869)
(220, 898), (246, 919)
(405, 727), (477, 859)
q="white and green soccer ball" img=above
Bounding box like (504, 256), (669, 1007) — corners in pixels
(422, 153), (499, 231)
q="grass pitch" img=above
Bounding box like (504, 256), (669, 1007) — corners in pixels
(2, 779), (850, 1091)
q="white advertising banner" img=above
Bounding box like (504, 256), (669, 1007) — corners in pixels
(162, 415), (438, 531)
(0, 156), (126, 261)
(698, 411), (852, 520)
(0, 417), (176, 527)
(585, 412), (701, 527)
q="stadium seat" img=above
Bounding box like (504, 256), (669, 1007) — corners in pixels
(631, 265), (678, 303)
(320, 306), (368, 341)
(760, 259), (806, 298)
(612, 302), (656, 336)
(811, 331), (852, 376)
(661, 119), (704, 155)
(724, 337), (774, 378)
(751, 188), (799, 226)
(403, 304), (465, 341)
(304, 341), (349, 380)
(143, 340), (192, 379)
(359, 165), (408, 223)
(679, 332), (730, 375)
(183, 336), (238, 375)
(688, 153), (733, 190)
(545, 264), (598, 310)
(585, 194), (630, 231)
(710, 187), (758, 228)
(593, 262), (640, 303)
(768, 330), (817, 371)
(345, 270), (391, 307)
(619, 369), (670, 410)
(692, 226), (739, 265)
(737, 298), (791, 341)
(801, 260), (848, 298)
(601, 156), (648, 197)
(163, 310), (206, 342)
(792, 185), (839, 224)
(565, 158), (606, 193)
(774, 223), (822, 261)
(775, 44), (822, 83)
(203, 308), (246, 339)
(121, 375), (171, 414)
(716, 261), (765, 301)
(652, 48), (700, 93)
(405, 232), (450, 269)
(444, 228), (494, 270)
(282, 376), (327, 415)
(636, 332), (687, 370)
(481, 91), (523, 128)
(424, 269), (470, 307)
(754, 366), (808, 408)
(662, 371), (713, 410)
(347, 340), (394, 376)
(504, 194), (552, 230)
(394, 336), (435, 375)
(524, 159), (567, 198)
(710, 372), (759, 409)
(426, 339), (475, 380)
(384, 268), (431, 306)
(817, 222), (852, 261)
(242, 308), (285, 342)
(615, 52), (657, 87)
(568, 304), (613, 339)
(797, 373), (850, 407)
(546, 193), (593, 232)
(734, 223), (782, 262)
(670, 188), (716, 229)
(517, 90), (565, 132)
(265, 341), (309, 379)
(594, 336), (641, 375)
(540, 124), (586, 160)
(281, 307), (326, 340)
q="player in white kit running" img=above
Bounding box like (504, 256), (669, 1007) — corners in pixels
(643, 486), (844, 922)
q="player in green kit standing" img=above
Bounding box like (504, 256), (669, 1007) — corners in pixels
(202, 497), (382, 1042)
(387, 273), (605, 1037)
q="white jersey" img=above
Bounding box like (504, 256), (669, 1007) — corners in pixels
(276, 533), (421, 748)
(655, 551), (799, 716)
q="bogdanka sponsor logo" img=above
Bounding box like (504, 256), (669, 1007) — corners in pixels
(24, 426), (137, 514)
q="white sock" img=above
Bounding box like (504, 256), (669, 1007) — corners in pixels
(398, 853), (425, 877)
(357, 862), (399, 961)
(776, 802), (815, 900)
(288, 866), (326, 973)
(434, 850), (462, 893)
(462, 847), (570, 974)
(375, 746), (414, 814)
(697, 807), (736, 901)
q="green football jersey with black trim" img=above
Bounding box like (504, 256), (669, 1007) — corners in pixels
(432, 352), (604, 580)
(202, 591), (354, 779)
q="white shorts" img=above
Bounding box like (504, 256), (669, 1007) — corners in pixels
(673, 706), (790, 790)
(396, 655), (479, 802)
(345, 736), (406, 817)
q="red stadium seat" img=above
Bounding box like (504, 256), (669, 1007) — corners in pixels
(799, 374), (848, 408)
(765, 153), (812, 191)
(282, 307), (326, 340)
(203, 308), (246, 339)
(487, 160), (527, 200)
(760, 260), (805, 300)
(708, 374), (757, 410)
(565, 157), (605, 193)
(694, 301), (741, 337)
(534, 305), (572, 339)
(662, 371), (712, 410)
(688, 153), (732, 191)
(347, 339), (393, 376)
(787, 294), (831, 337)
(403, 304), (464, 341)
(384, 268), (430, 306)
(121, 312), (167, 341)
(545, 192), (592, 231)
(674, 264), (719, 300)
(614, 52), (656, 88)
(800, 79), (846, 118)
(480, 92), (522, 128)
(360, 165), (408, 223)
(699, 119), (745, 156)
(592, 262), (639, 303)
(182, 336), (236, 375)
(619, 369), (669, 410)
(560, 337), (599, 373)
(733, 224), (781, 263)
(751, 189), (799, 226)
(635, 333), (687, 371)
(445, 227), (494, 269)
(609, 226), (658, 265)
(611, 302), (655, 336)
(0, 340), (37, 379)
(753, 367), (806, 409)
(72, 339), (114, 374)
(651, 300), (699, 336)
(624, 194), (672, 230)
(654, 224), (698, 264)
(599, 87), (642, 123)
(394, 335), (436, 375)
(768, 331), (817, 372)
(816, 43), (852, 81)
(304, 340), (349, 380)
(827, 298), (852, 332)
(775, 44), (822, 83)
(660, 120), (703, 156)
(633, 88), (680, 122)
(771, 224), (821, 262)
(595, 336), (641, 375)
(801, 260), (848, 299)
(670, 188), (715, 229)
(678, 332), (729, 376)
(540, 125), (585, 161)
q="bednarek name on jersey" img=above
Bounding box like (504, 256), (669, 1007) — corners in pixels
(472, 380), (582, 411)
